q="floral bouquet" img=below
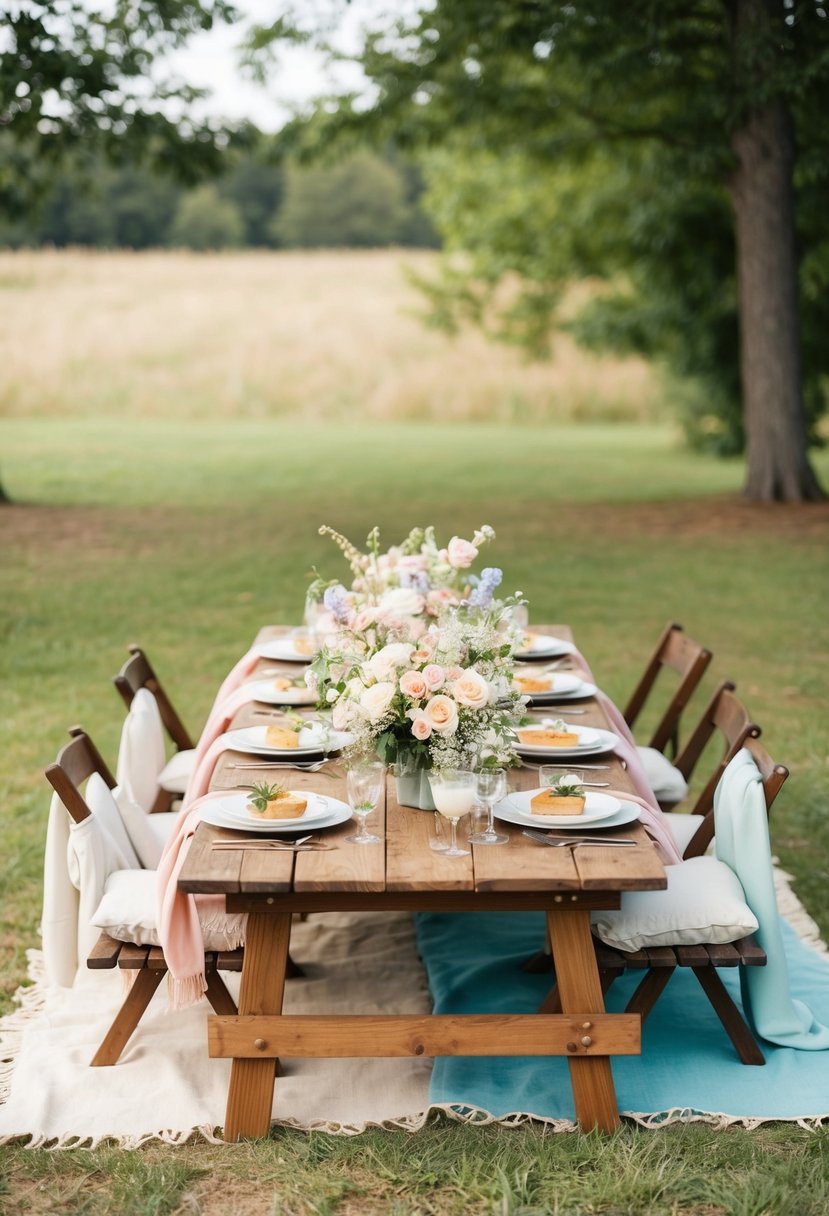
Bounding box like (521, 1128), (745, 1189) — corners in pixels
(307, 596), (526, 803)
(308, 523), (506, 634)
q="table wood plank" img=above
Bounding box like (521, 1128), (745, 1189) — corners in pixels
(385, 783), (475, 892)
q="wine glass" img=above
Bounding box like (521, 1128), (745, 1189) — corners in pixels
(302, 591), (323, 652)
(428, 769), (477, 857)
(468, 769), (509, 845)
(345, 761), (385, 845)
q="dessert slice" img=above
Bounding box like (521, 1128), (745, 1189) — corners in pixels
(272, 676), (293, 692)
(518, 719), (579, 748)
(265, 724), (299, 749)
(292, 636), (315, 656)
(531, 775), (586, 816)
(246, 782), (308, 819)
(514, 674), (552, 694)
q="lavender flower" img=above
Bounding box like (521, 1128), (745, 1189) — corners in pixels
(468, 567), (503, 608)
(323, 583), (351, 624)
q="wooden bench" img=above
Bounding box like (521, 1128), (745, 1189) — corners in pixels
(86, 935), (244, 1067)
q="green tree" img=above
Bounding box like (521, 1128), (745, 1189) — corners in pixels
(218, 153), (284, 247)
(264, 0), (828, 500)
(272, 150), (409, 248)
(169, 184), (245, 249)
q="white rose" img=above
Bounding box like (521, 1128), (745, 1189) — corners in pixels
(366, 641), (415, 681)
(452, 668), (491, 709)
(423, 694), (459, 735)
(376, 587), (426, 620)
(360, 681), (396, 722)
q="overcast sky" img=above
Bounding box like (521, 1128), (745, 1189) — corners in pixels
(165, 1), (383, 131)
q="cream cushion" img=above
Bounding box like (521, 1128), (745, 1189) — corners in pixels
(637, 745), (689, 803)
(90, 869), (246, 951)
(113, 788), (178, 870)
(664, 812), (707, 855)
(591, 855), (758, 952)
(158, 748), (196, 794)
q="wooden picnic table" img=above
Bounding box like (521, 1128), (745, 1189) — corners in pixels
(178, 625), (667, 1140)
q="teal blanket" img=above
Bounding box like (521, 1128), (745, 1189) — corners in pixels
(414, 911), (829, 1124)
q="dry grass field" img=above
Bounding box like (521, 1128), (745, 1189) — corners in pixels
(0, 248), (657, 424)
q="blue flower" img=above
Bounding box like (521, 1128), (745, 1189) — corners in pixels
(468, 567), (503, 607)
(323, 583), (351, 623)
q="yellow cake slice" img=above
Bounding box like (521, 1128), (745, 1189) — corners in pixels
(265, 724), (299, 749)
(530, 789), (586, 816)
(272, 676), (293, 692)
(247, 790), (307, 819)
(292, 636), (315, 656)
(518, 728), (579, 747)
(514, 675), (552, 694)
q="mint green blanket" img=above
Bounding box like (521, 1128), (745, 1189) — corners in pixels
(415, 911), (829, 1123)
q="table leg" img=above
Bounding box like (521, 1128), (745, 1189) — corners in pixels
(224, 908), (292, 1142)
(546, 908), (620, 1133)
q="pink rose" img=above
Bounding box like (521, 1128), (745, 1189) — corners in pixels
(400, 670), (428, 699)
(422, 663), (446, 691)
(410, 714), (432, 741)
(447, 537), (478, 568)
(352, 608), (379, 632)
(423, 694), (459, 735)
(452, 668), (491, 709)
(445, 665), (464, 682)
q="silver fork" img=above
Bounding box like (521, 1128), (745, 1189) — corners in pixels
(228, 760), (329, 772)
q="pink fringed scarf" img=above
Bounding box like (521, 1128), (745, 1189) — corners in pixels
(553, 649), (682, 866)
(157, 645), (269, 1008)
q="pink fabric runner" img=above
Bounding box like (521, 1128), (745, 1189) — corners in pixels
(158, 645), (267, 1007)
(559, 648), (682, 865)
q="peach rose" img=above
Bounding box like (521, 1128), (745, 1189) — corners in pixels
(447, 537), (478, 568)
(423, 694), (459, 735)
(422, 663), (446, 691)
(410, 714), (432, 741)
(400, 670), (428, 699)
(360, 681), (396, 722)
(452, 668), (491, 709)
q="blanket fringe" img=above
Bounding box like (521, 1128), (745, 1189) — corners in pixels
(2, 867), (828, 1149)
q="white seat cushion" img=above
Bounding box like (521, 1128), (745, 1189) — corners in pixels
(637, 745), (689, 803)
(90, 869), (246, 951)
(664, 812), (707, 855)
(158, 748), (196, 794)
(114, 788), (179, 869)
(591, 855), (758, 952)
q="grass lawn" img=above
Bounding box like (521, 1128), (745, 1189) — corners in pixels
(1, 417), (828, 1212)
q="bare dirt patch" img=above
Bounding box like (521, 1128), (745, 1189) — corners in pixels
(3, 495), (827, 561)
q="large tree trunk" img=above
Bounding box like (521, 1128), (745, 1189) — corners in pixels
(729, 1), (825, 502)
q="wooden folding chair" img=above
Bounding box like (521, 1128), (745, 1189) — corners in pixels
(114, 644), (195, 753)
(45, 730), (241, 1067)
(540, 737), (788, 1065)
(667, 682), (762, 857)
(623, 622), (713, 756)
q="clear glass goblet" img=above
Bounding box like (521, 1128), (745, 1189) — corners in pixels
(428, 769), (477, 857)
(345, 761), (385, 845)
(468, 769), (509, 845)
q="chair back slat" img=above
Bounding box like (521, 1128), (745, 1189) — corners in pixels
(114, 644), (195, 751)
(45, 729), (115, 825)
(623, 622), (712, 755)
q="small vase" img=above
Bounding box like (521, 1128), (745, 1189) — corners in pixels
(394, 761), (436, 811)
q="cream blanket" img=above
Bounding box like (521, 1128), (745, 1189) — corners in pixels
(0, 911), (433, 1147)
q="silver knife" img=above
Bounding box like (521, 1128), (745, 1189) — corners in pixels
(521, 829), (636, 847)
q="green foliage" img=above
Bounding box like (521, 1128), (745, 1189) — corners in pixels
(273, 150), (411, 248)
(0, 0), (245, 201)
(169, 183), (245, 249)
(260, 1), (829, 460)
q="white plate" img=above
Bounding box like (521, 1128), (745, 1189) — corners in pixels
(498, 800), (641, 833)
(224, 724), (353, 758)
(514, 724), (620, 758)
(513, 673), (583, 697)
(244, 678), (317, 706)
(515, 634), (575, 660)
(523, 680), (597, 704)
(201, 792), (351, 835)
(494, 789), (621, 828)
(256, 637), (318, 662)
